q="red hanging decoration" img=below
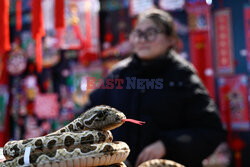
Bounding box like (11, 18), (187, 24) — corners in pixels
(223, 84), (245, 167)
(0, 0), (11, 55)
(229, 137), (245, 167)
(72, 25), (85, 45)
(119, 31), (126, 43)
(54, 0), (65, 47)
(0, 0), (10, 84)
(104, 32), (113, 43)
(54, 0), (65, 29)
(85, 3), (91, 49)
(16, 0), (22, 31)
(31, 0), (45, 73)
(0, 0), (10, 147)
(35, 37), (43, 73)
(77, 1), (94, 66)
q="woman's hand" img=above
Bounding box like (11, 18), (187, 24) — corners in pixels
(135, 140), (166, 166)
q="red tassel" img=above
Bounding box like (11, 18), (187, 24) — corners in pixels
(0, 0), (11, 54)
(32, 0), (45, 73)
(54, 0), (65, 29)
(31, 0), (38, 38)
(54, 0), (65, 47)
(72, 25), (85, 46)
(16, 0), (22, 31)
(35, 37), (43, 73)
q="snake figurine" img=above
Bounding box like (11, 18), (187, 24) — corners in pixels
(0, 105), (137, 167)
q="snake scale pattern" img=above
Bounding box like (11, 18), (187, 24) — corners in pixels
(0, 106), (130, 167)
(138, 159), (185, 167)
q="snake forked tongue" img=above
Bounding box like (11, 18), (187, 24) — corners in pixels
(122, 119), (145, 125)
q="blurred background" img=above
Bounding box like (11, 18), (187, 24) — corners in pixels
(0, 0), (249, 166)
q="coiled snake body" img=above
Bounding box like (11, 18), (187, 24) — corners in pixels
(138, 159), (185, 167)
(0, 106), (130, 167)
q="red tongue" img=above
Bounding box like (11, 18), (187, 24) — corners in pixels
(122, 119), (146, 125)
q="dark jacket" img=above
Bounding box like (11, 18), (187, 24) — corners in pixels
(82, 50), (225, 167)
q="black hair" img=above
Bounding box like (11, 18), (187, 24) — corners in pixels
(138, 8), (177, 38)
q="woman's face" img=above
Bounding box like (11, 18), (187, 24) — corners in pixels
(130, 18), (173, 60)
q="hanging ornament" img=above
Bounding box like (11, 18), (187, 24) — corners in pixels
(63, 2), (83, 49)
(23, 75), (39, 101)
(71, 0), (98, 66)
(0, 0), (11, 54)
(54, 0), (65, 30)
(103, 31), (114, 50)
(31, 0), (45, 73)
(42, 37), (60, 68)
(7, 46), (27, 76)
(16, 0), (22, 31)
(54, 0), (65, 47)
(229, 137), (245, 167)
(70, 2), (86, 49)
(102, 17), (114, 51)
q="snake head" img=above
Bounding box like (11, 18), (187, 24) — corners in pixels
(82, 105), (126, 130)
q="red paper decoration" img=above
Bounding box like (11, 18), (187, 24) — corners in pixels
(187, 4), (215, 99)
(218, 75), (249, 131)
(54, 0), (65, 29)
(0, 0), (11, 54)
(214, 9), (234, 74)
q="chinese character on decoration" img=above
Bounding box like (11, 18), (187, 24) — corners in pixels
(214, 9), (234, 74)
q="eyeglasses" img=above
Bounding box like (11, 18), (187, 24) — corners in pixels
(130, 27), (163, 42)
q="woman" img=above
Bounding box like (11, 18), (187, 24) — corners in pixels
(83, 9), (225, 167)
